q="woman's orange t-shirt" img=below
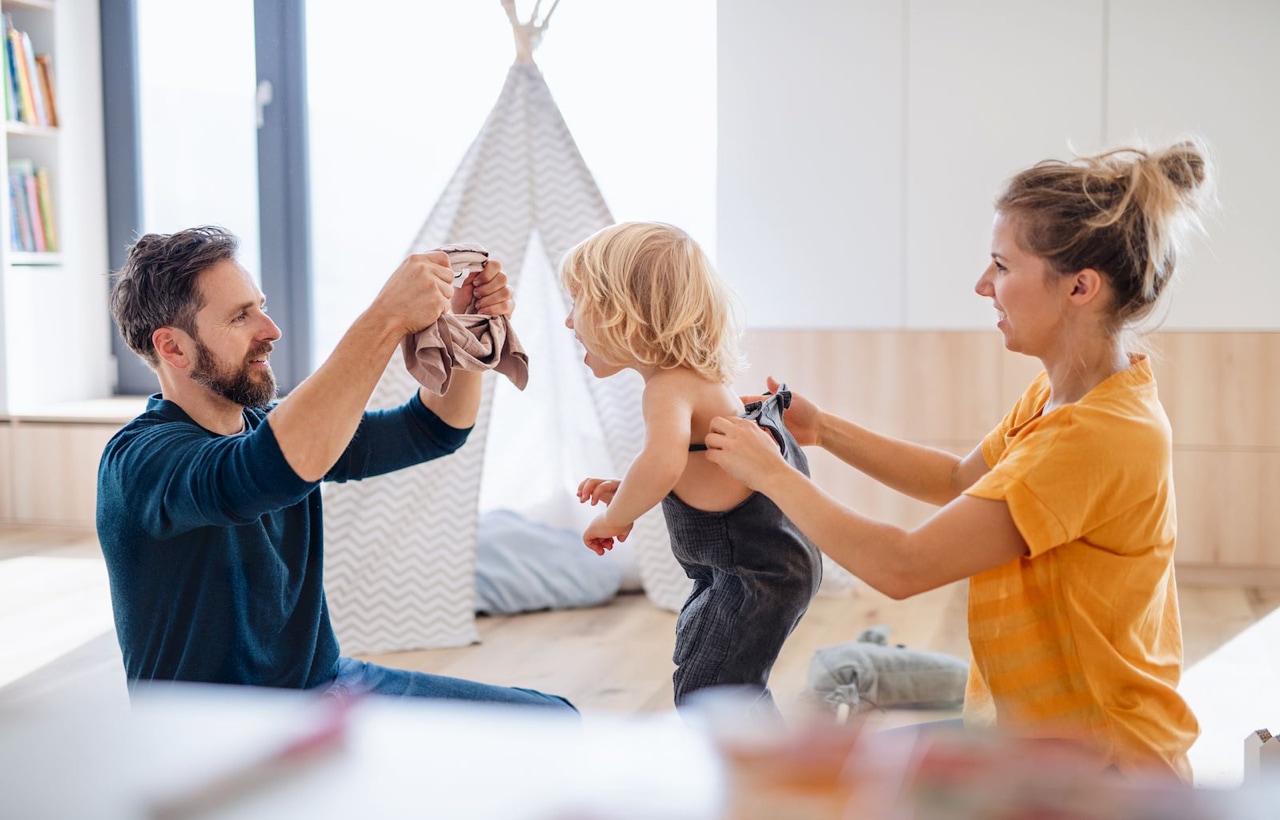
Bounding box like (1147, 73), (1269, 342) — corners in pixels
(963, 355), (1197, 781)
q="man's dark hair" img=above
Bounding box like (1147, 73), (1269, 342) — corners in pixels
(108, 226), (240, 367)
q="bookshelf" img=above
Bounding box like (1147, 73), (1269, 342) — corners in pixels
(0, 0), (111, 527)
(0, 0), (110, 417)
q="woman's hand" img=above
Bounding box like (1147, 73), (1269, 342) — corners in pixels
(577, 478), (621, 507)
(740, 376), (825, 448)
(765, 376), (824, 447)
(704, 414), (793, 492)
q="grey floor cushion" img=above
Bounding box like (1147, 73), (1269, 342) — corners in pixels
(807, 625), (969, 715)
(475, 509), (622, 615)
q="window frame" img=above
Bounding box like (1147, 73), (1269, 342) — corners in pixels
(100, 0), (313, 395)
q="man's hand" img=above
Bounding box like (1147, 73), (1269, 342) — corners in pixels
(583, 512), (633, 556)
(452, 259), (515, 317)
(577, 477), (621, 507)
(741, 376), (825, 448)
(373, 252), (455, 336)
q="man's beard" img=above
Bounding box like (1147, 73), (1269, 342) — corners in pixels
(191, 338), (277, 409)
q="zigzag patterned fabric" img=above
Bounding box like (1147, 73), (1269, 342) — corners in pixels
(323, 63), (693, 655)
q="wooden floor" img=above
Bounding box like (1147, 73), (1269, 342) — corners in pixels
(366, 578), (972, 724)
(2, 525), (1278, 787)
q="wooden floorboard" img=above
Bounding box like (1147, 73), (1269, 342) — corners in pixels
(359, 582), (975, 724)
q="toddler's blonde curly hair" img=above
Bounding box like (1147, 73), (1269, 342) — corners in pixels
(559, 222), (744, 383)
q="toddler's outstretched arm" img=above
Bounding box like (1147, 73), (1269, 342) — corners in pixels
(576, 383), (694, 555)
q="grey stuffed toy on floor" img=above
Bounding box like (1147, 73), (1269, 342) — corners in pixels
(806, 624), (968, 716)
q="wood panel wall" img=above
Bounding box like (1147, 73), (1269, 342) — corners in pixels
(0, 335), (1275, 584)
(738, 330), (1280, 584)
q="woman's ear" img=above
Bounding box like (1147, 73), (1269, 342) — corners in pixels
(1068, 268), (1106, 305)
(152, 327), (191, 370)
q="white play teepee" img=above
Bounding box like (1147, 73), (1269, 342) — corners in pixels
(322, 0), (691, 654)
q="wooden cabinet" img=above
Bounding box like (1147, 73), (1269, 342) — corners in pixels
(0, 421), (12, 520)
(0, 397), (144, 528)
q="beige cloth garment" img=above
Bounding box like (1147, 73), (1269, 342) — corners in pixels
(402, 313), (529, 395)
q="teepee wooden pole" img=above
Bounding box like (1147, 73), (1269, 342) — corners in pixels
(501, 0), (561, 65)
(541, 0), (562, 29)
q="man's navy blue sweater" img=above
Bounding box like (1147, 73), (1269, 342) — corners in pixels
(96, 392), (470, 689)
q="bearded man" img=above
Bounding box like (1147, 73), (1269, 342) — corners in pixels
(98, 225), (573, 712)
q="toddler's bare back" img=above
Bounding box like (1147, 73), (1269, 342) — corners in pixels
(653, 369), (754, 512)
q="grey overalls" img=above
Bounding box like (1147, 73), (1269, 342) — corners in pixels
(662, 390), (823, 715)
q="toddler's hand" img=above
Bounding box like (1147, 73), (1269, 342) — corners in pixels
(577, 477), (621, 506)
(583, 513), (633, 556)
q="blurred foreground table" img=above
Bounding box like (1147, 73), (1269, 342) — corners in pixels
(1, 683), (724, 819)
(4, 682), (1280, 819)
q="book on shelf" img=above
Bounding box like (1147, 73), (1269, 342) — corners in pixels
(34, 53), (56, 127)
(7, 157), (55, 253)
(8, 164), (31, 252)
(2, 14), (55, 127)
(18, 29), (45, 126)
(1, 27), (16, 122)
(5, 17), (34, 125)
(23, 164), (42, 252)
(34, 166), (55, 250)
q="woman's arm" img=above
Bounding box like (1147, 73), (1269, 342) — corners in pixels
(758, 377), (989, 504)
(817, 412), (989, 505)
(706, 414), (1027, 598)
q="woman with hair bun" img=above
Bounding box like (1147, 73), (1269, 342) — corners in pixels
(705, 139), (1215, 780)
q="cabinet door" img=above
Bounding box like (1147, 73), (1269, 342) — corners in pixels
(718, 1), (906, 329)
(1174, 450), (1280, 569)
(1107, 0), (1280, 330)
(10, 423), (118, 528)
(905, 0), (1105, 329)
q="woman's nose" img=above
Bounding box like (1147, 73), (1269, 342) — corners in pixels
(975, 265), (994, 297)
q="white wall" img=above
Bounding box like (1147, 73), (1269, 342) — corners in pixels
(719, 0), (1280, 331)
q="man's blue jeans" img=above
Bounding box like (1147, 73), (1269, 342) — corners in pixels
(322, 657), (578, 715)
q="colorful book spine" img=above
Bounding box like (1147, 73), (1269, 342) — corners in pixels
(34, 53), (56, 127)
(2, 16), (22, 123)
(18, 30), (44, 125)
(23, 168), (43, 251)
(9, 165), (31, 251)
(8, 159), (56, 253)
(1, 30), (12, 121)
(34, 166), (55, 251)
(8, 185), (20, 250)
(7, 22), (34, 124)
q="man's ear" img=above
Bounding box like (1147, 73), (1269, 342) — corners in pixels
(1067, 268), (1106, 305)
(152, 327), (192, 370)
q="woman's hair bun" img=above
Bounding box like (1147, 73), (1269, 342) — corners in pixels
(1155, 140), (1208, 193)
